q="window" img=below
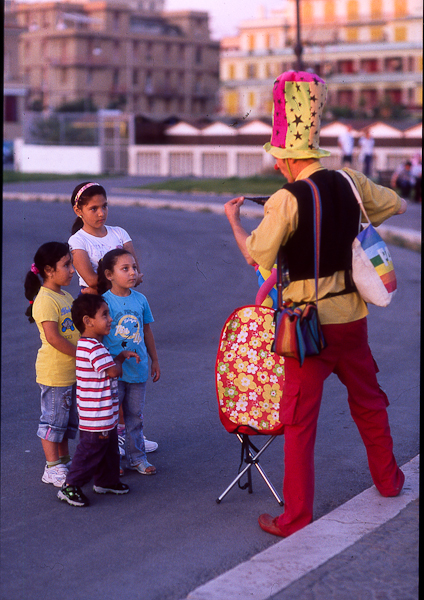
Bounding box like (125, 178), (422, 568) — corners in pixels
(370, 0), (382, 18)
(385, 57), (403, 72)
(360, 89), (378, 108)
(246, 63), (257, 79)
(337, 90), (354, 107)
(195, 47), (202, 64)
(301, 0), (314, 24)
(386, 89), (402, 104)
(4, 96), (18, 122)
(228, 64), (235, 79)
(225, 91), (238, 115)
(248, 91), (256, 107)
(324, 1), (335, 23)
(347, 0), (359, 20)
(338, 60), (354, 74)
(394, 26), (407, 42)
(370, 26), (383, 41)
(346, 27), (358, 42)
(394, 0), (407, 18)
(360, 59), (378, 73)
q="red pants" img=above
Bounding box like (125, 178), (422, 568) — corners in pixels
(277, 317), (404, 537)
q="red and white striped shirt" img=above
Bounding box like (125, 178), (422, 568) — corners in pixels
(76, 337), (119, 432)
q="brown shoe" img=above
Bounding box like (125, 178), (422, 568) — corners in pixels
(258, 513), (286, 537)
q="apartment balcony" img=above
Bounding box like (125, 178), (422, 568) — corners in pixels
(328, 71), (423, 85)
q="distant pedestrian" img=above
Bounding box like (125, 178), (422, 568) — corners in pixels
(390, 160), (414, 199)
(68, 181), (158, 454)
(57, 294), (139, 507)
(338, 125), (355, 166)
(97, 249), (160, 477)
(359, 128), (375, 177)
(24, 242), (79, 489)
(411, 154), (422, 203)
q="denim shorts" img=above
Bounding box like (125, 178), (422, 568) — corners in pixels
(37, 384), (78, 442)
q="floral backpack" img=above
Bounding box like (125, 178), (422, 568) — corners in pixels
(216, 305), (285, 436)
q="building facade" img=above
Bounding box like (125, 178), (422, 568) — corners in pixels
(4, 1), (27, 142)
(11, 0), (220, 119)
(220, 0), (423, 118)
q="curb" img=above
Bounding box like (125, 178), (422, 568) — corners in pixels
(181, 455), (419, 600)
(3, 191), (421, 253)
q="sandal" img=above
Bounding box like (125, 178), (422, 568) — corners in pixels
(130, 461), (156, 475)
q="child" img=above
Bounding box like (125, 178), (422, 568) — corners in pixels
(24, 242), (79, 488)
(97, 249), (160, 476)
(58, 294), (139, 507)
(68, 181), (158, 454)
(68, 181), (143, 294)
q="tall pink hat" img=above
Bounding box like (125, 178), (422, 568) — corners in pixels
(263, 71), (331, 160)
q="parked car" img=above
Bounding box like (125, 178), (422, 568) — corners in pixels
(3, 140), (14, 165)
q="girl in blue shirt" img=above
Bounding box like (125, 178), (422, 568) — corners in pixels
(98, 249), (160, 475)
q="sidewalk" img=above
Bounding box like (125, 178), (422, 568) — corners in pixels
(182, 455), (419, 600)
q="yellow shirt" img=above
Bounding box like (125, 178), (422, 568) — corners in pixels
(32, 287), (79, 386)
(246, 162), (402, 324)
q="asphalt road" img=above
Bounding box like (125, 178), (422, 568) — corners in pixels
(1, 197), (420, 600)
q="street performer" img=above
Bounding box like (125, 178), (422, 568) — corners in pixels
(224, 70), (407, 538)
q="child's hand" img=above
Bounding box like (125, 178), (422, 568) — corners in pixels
(114, 350), (140, 364)
(151, 359), (160, 382)
(122, 350), (140, 363)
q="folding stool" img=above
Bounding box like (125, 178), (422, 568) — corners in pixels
(216, 433), (284, 506)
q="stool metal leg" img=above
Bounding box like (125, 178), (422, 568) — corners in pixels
(216, 434), (284, 506)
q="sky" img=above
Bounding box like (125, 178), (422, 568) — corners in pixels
(165, 0), (287, 39)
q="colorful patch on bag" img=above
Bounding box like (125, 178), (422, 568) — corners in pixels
(255, 265), (278, 308)
(357, 226), (397, 293)
(216, 306), (285, 433)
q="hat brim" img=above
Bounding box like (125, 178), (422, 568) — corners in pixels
(264, 142), (331, 160)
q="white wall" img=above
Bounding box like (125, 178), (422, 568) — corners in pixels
(14, 139), (102, 174)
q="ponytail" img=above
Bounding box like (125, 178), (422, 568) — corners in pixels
(71, 216), (84, 235)
(24, 242), (71, 323)
(24, 268), (42, 323)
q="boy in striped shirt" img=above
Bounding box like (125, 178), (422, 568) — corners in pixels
(58, 294), (139, 507)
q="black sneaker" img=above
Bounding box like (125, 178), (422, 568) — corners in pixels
(93, 482), (130, 495)
(57, 485), (90, 507)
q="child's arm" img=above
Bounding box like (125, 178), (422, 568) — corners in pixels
(123, 241), (144, 286)
(71, 249), (99, 294)
(105, 350), (140, 378)
(144, 323), (160, 382)
(41, 321), (77, 357)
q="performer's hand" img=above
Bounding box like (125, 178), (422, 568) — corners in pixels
(224, 197), (245, 224)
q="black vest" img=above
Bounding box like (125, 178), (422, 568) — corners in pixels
(283, 170), (360, 281)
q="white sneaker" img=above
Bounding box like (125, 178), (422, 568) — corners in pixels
(144, 436), (158, 453)
(42, 463), (68, 488)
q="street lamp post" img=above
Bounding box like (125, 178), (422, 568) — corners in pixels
(294, 0), (304, 71)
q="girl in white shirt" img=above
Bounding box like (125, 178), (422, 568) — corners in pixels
(68, 182), (143, 294)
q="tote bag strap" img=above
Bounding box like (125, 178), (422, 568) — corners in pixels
(303, 178), (322, 304)
(337, 169), (371, 227)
